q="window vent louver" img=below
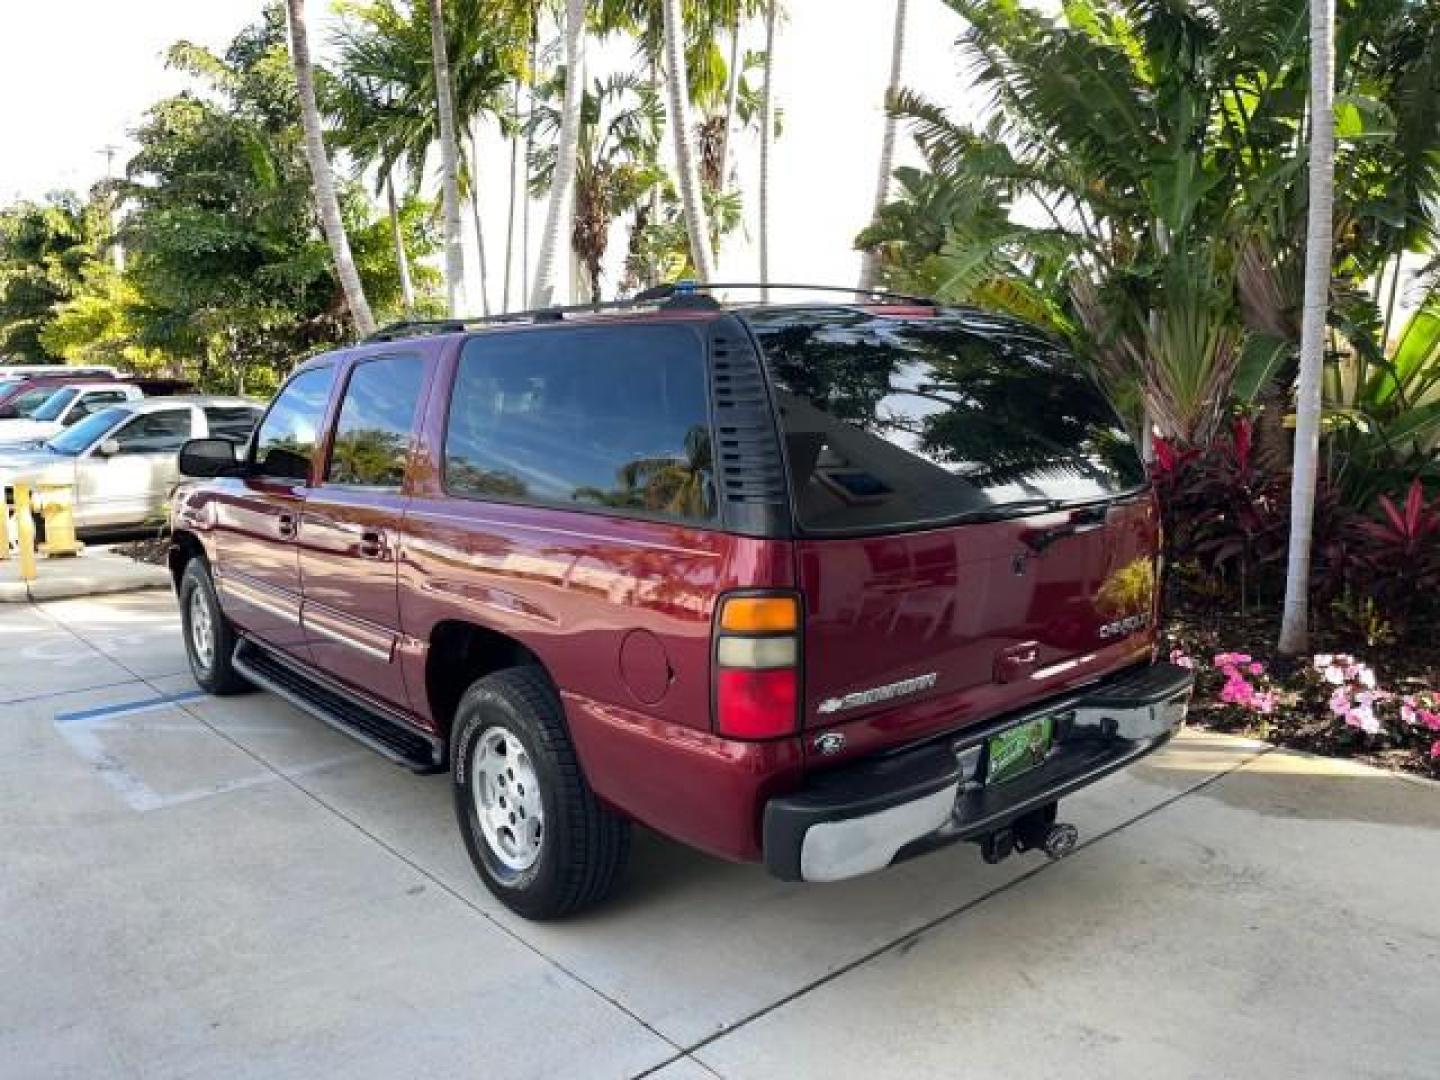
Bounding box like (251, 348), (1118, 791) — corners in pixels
(709, 324), (787, 509)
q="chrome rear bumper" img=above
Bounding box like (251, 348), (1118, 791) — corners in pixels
(764, 662), (1194, 883)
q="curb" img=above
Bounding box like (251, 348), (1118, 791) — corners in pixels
(0, 565), (171, 603)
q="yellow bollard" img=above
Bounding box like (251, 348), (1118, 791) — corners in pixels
(34, 482), (84, 558)
(13, 483), (37, 583)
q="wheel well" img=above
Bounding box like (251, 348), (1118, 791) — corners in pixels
(425, 620), (554, 740)
(168, 530), (206, 591)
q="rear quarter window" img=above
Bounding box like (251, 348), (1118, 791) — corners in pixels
(443, 324), (716, 524)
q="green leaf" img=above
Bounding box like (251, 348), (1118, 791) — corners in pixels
(1234, 333), (1293, 404)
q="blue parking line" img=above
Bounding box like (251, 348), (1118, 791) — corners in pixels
(54, 690), (207, 725)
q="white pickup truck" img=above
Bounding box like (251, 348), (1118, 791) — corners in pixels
(0, 383), (143, 445)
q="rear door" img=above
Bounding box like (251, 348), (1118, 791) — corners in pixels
(746, 310), (1157, 755)
(211, 365), (337, 652)
(298, 353), (430, 711)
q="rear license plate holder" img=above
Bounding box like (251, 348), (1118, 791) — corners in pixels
(985, 713), (1056, 785)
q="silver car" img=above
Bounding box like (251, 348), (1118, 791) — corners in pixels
(0, 396), (262, 533)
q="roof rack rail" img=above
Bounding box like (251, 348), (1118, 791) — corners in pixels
(361, 282), (936, 343)
(634, 282), (936, 306)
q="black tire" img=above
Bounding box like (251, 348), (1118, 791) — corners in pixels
(452, 667), (630, 920)
(178, 559), (249, 695)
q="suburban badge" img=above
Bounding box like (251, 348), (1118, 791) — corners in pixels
(817, 672), (938, 715)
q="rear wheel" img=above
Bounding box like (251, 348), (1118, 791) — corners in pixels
(178, 559), (248, 695)
(452, 667), (630, 919)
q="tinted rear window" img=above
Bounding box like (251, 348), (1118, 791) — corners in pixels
(444, 324), (715, 523)
(746, 310), (1144, 535)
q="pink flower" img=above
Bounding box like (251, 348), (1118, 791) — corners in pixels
(1329, 688), (1352, 718)
(1421, 710), (1440, 733)
(1251, 690), (1277, 715)
(1248, 662), (1264, 676)
(1431, 740), (1440, 760)
(1214, 652), (1252, 668)
(1323, 665), (1346, 686)
(1346, 703), (1381, 735)
(1401, 702), (1418, 726)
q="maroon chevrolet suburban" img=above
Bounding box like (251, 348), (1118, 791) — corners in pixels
(170, 285), (1192, 919)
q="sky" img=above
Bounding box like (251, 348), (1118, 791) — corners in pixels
(0, 0), (983, 307)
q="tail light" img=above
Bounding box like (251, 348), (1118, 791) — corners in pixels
(714, 593), (801, 739)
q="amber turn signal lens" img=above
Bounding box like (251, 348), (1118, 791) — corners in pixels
(719, 596), (799, 633)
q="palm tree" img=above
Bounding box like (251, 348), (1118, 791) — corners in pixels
(530, 72), (663, 301)
(429, 0), (467, 315)
(532, 0), (588, 307)
(858, 0), (908, 294)
(661, 0), (718, 282)
(1279, 0), (1338, 655)
(283, 0), (376, 337)
(758, 0), (776, 297)
(385, 173), (417, 313)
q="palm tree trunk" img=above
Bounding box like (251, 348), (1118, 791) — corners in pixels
(522, 6), (539, 302)
(468, 125), (492, 315)
(858, 0), (908, 294)
(386, 171), (416, 316)
(429, 0), (466, 316)
(504, 78), (522, 312)
(717, 13), (742, 193)
(759, 0), (777, 299)
(661, 0), (718, 282)
(531, 0), (586, 308)
(1279, 0), (1337, 656)
(284, 0), (376, 337)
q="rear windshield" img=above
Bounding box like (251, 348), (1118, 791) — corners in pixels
(746, 310), (1145, 535)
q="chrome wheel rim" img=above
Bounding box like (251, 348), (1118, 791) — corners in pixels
(189, 589), (215, 672)
(472, 726), (544, 872)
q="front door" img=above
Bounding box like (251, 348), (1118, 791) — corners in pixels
(212, 364), (337, 654)
(75, 406), (196, 529)
(298, 353), (429, 712)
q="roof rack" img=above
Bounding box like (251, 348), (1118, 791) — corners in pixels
(361, 282), (937, 343)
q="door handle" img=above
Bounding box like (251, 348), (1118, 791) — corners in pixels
(277, 512), (297, 540)
(359, 529), (388, 560)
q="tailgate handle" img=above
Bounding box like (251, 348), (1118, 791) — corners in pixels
(994, 642), (1040, 684)
(1022, 507), (1109, 553)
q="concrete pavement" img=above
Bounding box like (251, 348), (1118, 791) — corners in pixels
(2, 591), (1436, 1079)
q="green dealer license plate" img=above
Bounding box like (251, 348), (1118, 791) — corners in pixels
(986, 714), (1055, 785)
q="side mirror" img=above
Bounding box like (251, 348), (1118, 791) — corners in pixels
(97, 439), (121, 457)
(179, 438), (240, 478)
(0, 404), (16, 420)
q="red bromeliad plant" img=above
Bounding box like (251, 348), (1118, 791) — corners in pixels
(1355, 480), (1440, 619)
(1153, 417), (1288, 608)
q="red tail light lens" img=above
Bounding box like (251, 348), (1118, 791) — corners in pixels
(716, 668), (798, 739)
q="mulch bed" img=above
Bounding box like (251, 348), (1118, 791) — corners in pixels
(1164, 594), (1440, 780)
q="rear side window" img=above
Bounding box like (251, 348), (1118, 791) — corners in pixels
(203, 406), (262, 443)
(251, 365), (336, 481)
(747, 311), (1145, 535)
(444, 325), (715, 523)
(326, 355), (426, 488)
(112, 409), (195, 453)
(11, 387), (56, 416)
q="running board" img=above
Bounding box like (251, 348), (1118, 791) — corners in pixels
(233, 638), (444, 773)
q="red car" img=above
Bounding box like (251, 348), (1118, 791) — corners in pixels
(169, 285), (1192, 919)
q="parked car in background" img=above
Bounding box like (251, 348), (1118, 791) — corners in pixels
(0, 396), (261, 534)
(0, 383), (145, 445)
(0, 374), (195, 423)
(169, 286), (1192, 920)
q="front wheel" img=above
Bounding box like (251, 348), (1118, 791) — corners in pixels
(452, 668), (630, 919)
(178, 559), (249, 695)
